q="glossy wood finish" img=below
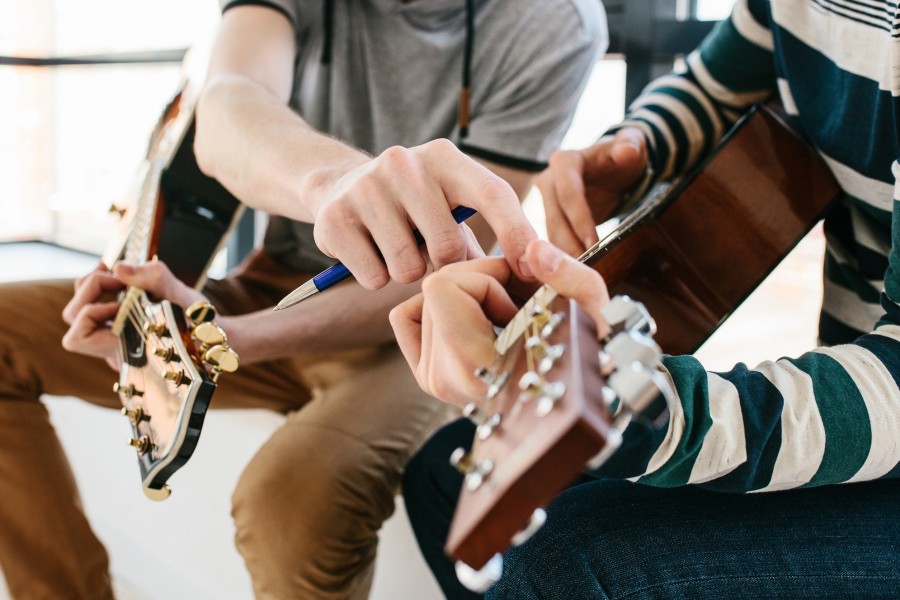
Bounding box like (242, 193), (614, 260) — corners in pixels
(590, 106), (840, 355)
(447, 297), (612, 569)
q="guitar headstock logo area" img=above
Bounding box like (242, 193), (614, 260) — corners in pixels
(447, 293), (671, 592)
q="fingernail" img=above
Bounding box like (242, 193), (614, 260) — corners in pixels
(535, 242), (562, 273)
(517, 257), (534, 279)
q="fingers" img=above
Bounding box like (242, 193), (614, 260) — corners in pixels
(390, 257), (518, 405)
(423, 140), (538, 280)
(61, 300), (121, 361)
(524, 240), (611, 339)
(540, 149), (597, 255)
(63, 270), (124, 325)
(113, 261), (203, 309)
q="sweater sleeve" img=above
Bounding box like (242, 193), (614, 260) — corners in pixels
(592, 0), (900, 492)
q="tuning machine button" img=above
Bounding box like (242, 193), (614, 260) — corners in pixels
(204, 344), (240, 374)
(535, 382), (566, 417)
(162, 368), (188, 386)
(606, 330), (661, 370)
(510, 508), (547, 547)
(455, 554), (503, 593)
(185, 300), (217, 326)
(449, 447), (494, 491)
(121, 405), (150, 425)
(142, 321), (167, 338)
(607, 362), (670, 425)
(113, 381), (143, 399)
(602, 295), (656, 337)
(193, 321), (227, 347)
(128, 435), (152, 455)
(153, 346), (176, 362)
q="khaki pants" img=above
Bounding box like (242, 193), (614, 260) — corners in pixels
(0, 250), (448, 600)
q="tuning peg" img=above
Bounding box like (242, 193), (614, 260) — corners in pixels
(450, 447), (494, 490)
(606, 330), (662, 370)
(485, 372), (509, 400)
(120, 405), (150, 425)
(193, 321), (227, 346)
(535, 381), (566, 418)
(204, 344), (240, 373)
(510, 508), (547, 546)
(128, 435), (152, 455)
(185, 300), (217, 325)
(143, 321), (167, 338)
(602, 295), (656, 337)
(108, 203), (127, 217)
(455, 554), (503, 593)
(540, 311), (566, 339)
(152, 346), (176, 362)
(607, 362), (670, 423)
(162, 368), (188, 386)
(113, 381), (143, 398)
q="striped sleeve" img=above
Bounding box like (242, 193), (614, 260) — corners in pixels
(590, 0), (900, 492)
(609, 0), (778, 209)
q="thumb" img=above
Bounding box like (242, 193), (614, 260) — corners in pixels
(525, 240), (611, 339)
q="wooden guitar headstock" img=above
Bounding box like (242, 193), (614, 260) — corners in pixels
(447, 293), (670, 591)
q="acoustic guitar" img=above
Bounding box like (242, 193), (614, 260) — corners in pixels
(446, 104), (842, 590)
(104, 80), (244, 500)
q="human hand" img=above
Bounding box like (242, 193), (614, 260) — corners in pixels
(390, 239), (610, 406)
(537, 127), (647, 256)
(62, 261), (206, 369)
(311, 139), (538, 290)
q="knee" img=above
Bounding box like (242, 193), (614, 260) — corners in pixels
(231, 430), (397, 584)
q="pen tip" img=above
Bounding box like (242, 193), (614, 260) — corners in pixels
(274, 280), (319, 311)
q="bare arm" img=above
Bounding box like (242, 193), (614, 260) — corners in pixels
(195, 6), (537, 289)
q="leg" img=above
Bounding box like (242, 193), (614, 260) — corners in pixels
(403, 418), (480, 600)
(488, 478), (900, 599)
(231, 344), (451, 599)
(0, 279), (119, 600)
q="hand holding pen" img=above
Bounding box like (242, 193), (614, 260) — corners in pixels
(305, 141), (538, 295)
(277, 206), (478, 310)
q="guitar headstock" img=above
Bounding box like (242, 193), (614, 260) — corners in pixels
(114, 295), (239, 500)
(447, 293), (671, 591)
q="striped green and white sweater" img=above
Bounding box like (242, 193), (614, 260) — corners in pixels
(597, 0), (900, 492)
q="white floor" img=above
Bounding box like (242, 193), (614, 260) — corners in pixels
(0, 242), (442, 600)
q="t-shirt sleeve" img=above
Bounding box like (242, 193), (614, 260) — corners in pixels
(460, 1), (607, 172)
(219, 0), (301, 29)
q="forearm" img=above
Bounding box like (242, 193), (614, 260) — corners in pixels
(195, 75), (368, 223)
(218, 278), (421, 365)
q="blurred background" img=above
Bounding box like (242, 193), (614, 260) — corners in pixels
(0, 1), (825, 598)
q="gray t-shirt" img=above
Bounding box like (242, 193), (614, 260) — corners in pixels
(221, 0), (607, 272)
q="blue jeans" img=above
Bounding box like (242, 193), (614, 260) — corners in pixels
(403, 418), (900, 599)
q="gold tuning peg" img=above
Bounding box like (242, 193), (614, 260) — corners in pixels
(186, 300), (217, 326)
(204, 344), (240, 373)
(120, 405), (149, 425)
(108, 204), (127, 218)
(143, 321), (167, 337)
(193, 321), (227, 346)
(162, 368), (187, 386)
(128, 435), (151, 455)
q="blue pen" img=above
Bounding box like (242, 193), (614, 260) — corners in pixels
(274, 205), (478, 310)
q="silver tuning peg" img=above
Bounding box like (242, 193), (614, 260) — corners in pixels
(605, 330), (662, 370)
(456, 554), (503, 593)
(510, 508), (547, 547)
(607, 362), (672, 428)
(602, 295), (656, 337)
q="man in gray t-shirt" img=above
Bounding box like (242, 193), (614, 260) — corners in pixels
(31, 1), (606, 598)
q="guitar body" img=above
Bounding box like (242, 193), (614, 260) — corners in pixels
(592, 105), (841, 355)
(446, 105), (842, 583)
(108, 82), (242, 499)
